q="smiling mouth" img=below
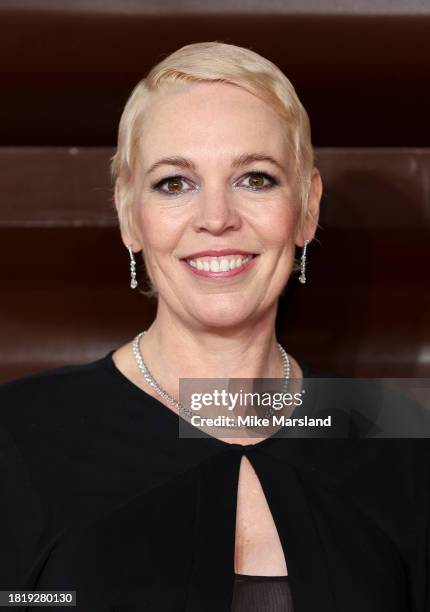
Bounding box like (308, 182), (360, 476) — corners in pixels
(180, 253), (258, 277)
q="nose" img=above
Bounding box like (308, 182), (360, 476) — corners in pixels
(191, 186), (241, 235)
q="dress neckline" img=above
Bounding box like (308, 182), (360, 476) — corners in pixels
(234, 573), (289, 582)
(102, 347), (320, 451)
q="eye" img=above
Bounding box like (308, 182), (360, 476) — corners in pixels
(151, 171), (279, 197)
(151, 175), (195, 197)
(237, 171), (278, 191)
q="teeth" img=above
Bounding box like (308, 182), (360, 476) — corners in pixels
(186, 254), (254, 271)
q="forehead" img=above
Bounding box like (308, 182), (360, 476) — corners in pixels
(139, 81), (291, 166)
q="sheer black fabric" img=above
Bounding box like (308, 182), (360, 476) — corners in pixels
(231, 574), (293, 612)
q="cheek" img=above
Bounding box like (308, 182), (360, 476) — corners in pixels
(255, 206), (297, 250)
(138, 207), (183, 260)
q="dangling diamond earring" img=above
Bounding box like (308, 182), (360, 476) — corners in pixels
(127, 244), (138, 289)
(299, 239), (310, 284)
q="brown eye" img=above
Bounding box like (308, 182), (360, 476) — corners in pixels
(166, 178), (183, 193)
(152, 175), (194, 197)
(249, 175), (265, 188)
(239, 172), (277, 191)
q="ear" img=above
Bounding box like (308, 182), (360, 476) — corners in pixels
(114, 179), (121, 214)
(114, 179), (140, 251)
(295, 167), (323, 247)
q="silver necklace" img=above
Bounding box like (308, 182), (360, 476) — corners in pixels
(132, 330), (291, 420)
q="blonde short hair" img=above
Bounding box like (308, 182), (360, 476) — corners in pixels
(111, 41), (315, 296)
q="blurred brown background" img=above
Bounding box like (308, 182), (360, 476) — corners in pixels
(0, 0), (429, 381)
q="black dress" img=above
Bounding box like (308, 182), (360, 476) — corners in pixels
(232, 574), (293, 611)
(0, 349), (429, 611)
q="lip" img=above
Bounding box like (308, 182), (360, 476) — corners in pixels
(180, 254), (258, 279)
(180, 249), (256, 260)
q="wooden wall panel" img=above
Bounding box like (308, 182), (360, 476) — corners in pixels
(1, 3), (430, 146)
(1, 3), (429, 380)
(0, 148), (428, 380)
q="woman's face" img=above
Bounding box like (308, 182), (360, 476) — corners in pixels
(126, 81), (320, 330)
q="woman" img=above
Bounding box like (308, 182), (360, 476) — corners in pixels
(1, 42), (429, 612)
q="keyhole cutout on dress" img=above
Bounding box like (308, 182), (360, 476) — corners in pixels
(234, 455), (288, 576)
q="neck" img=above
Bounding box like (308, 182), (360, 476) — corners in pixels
(139, 306), (286, 390)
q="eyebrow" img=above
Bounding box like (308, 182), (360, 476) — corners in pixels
(145, 152), (286, 177)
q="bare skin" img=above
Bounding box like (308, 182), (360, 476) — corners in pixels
(113, 81), (322, 576)
(112, 342), (304, 575)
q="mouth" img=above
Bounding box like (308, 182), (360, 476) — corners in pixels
(180, 250), (258, 279)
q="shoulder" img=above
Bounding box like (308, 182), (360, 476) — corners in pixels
(0, 353), (109, 395)
(291, 360), (430, 475)
(0, 352), (112, 437)
(298, 359), (430, 439)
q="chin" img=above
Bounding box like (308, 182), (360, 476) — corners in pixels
(185, 298), (259, 330)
